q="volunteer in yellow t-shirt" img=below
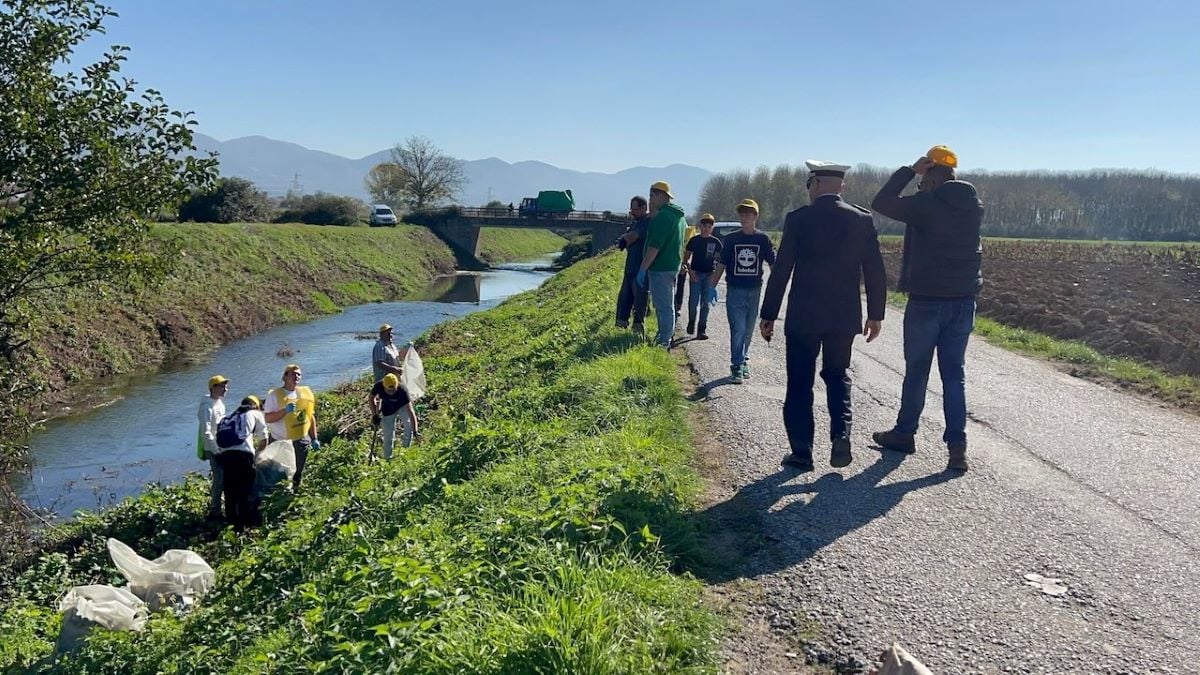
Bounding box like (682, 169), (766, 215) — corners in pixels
(674, 221), (699, 317)
(263, 363), (320, 491)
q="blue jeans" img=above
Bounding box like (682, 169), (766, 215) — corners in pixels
(647, 271), (678, 347)
(894, 298), (976, 445)
(725, 284), (761, 370)
(686, 275), (714, 331)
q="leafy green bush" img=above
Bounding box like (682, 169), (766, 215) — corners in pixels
(274, 192), (365, 226)
(178, 178), (274, 223)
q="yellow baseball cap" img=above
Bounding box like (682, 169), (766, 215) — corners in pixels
(736, 198), (759, 213)
(379, 323), (393, 333)
(382, 373), (400, 391)
(283, 364), (301, 376)
(208, 375), (229, 388)
(926, 145), (958, 168)
(699, 213), (716, 224)
(241, 395), (262, 409)
(649, 181), (674, 198)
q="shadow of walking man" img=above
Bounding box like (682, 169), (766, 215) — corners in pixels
(692, 452), (959, 583)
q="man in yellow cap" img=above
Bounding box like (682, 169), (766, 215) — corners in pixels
(870, 146), (983, 472)
(711, 198), (775, 383)
(682, 214), (722, 338)
(367, 372), (418, 459)
(637, 181), (687, 347)
(197, 374), (229, 519)
(760, 161), (886, 472)
(263, 363), (320, 490)
(372, 323), (409, 383)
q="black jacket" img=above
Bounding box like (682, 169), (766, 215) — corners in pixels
(872, 167), (983, 297)
(760, 195), (887, 335)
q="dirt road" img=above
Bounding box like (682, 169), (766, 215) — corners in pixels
(682, 279), (1200, 674)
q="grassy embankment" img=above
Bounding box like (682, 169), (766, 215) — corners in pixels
(25, 223), (564, 401)
(0, 252), (719, 673)
(476, 227), (567, 264)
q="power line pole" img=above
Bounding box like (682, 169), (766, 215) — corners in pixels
(290, 173), (303, 194)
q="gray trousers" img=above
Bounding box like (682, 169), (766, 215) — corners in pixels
(208, 455), (224, 514)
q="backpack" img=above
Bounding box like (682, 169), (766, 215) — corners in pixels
(215, 410), (251, 449)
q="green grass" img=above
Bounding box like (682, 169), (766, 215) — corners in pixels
(0, 252), (719, 673)
(887, 292), (1200, 410)
(476, 228), (567, 264)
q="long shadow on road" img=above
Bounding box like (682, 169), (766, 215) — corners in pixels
(691, 452), (959, 583)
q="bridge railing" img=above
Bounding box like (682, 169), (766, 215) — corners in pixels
(455, 207), (631, 224)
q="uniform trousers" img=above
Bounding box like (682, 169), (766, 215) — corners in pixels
(783, 332), (856, 456)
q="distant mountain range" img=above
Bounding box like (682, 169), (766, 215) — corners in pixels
(191, 134), (712, 212)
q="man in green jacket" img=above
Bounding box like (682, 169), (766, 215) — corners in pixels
(637, 180), (686, 347)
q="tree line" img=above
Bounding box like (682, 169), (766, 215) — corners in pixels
(696, 165), (1200, 241)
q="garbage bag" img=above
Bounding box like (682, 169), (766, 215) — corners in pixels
(55, 585), (147, 653)
(870, 643), (933, 675)
(402, 343), (426, 400)
(106, 538), (215, 611)
(253, 439), (297, 499)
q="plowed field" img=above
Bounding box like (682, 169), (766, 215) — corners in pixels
(881, 240), (1200, 376)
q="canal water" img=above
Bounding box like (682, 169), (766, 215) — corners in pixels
(13, 259), (556, 518)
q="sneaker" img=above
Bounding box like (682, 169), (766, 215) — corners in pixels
(615, 319), (629, 329)
(696, 332), (709, 341)
(872, 430), (916, 454)
(741, 363), (750, 380)
(632, 323), (645, 337)
(686, 319), (696, 335)
(730, 367), (743, 384)
(781, 452), (814, 472)
(830, 437), (853, 468)
(947, 443), (969, 472)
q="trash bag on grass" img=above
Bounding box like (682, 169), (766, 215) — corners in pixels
(252, 439), (297, 499)
(55, 585), (147, 654)
(106, 538), (215, 611)
(402, 344), (426, 400)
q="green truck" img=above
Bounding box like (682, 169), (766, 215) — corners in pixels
(519, 190), (574, 219)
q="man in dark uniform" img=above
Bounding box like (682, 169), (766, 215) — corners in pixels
(760, 160), (887, 472)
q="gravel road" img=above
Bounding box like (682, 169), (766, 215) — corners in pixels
(681, 274), (1199, 674)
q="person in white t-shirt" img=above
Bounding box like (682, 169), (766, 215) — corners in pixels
(215, 395), (269, 529)
(197, 374), (229, 519)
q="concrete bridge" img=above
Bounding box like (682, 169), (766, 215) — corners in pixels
(427, 207), (631, 269)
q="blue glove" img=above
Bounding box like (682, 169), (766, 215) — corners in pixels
(310, 438), (320, 451)
(708, 287), (719, 306)
(636, 269), (647, 287)
(284, 402), (296, 414)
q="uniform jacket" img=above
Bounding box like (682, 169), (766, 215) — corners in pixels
(760, 195), (887, 335)
(871, 167), (983, 297)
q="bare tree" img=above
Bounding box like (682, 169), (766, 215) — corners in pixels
(365, 136), (467, 211)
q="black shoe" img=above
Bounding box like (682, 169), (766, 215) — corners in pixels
(830, 437), (852, 468)
(872, 430), (916, 454)
(947, 442), (969, 472)
(781, 452), (814, 472)
(686, 319), (695, 335)
(696, 332), (709, 340)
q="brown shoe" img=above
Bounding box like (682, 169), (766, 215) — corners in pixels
(872, 430), (916, 454)
(947, 443), (968, 472)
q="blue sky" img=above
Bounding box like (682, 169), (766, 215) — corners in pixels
(75, 0), (1199, 174)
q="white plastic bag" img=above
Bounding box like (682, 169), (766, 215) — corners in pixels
(55, 585), (147, 653)
(106, 538), (215, 610)
(253, 439), (297, 498)
(401, 343), (426, 400)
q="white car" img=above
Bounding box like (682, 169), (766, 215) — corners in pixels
(369, 204), (397, 226)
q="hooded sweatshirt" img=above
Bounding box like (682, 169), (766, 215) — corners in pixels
(872, 167), (983, 298)
(643, 202), (687, 272)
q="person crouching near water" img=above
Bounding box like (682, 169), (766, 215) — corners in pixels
(214, 396), (268, 529)
(368, 373), (418, 459)
(263, 364), (320, 491)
